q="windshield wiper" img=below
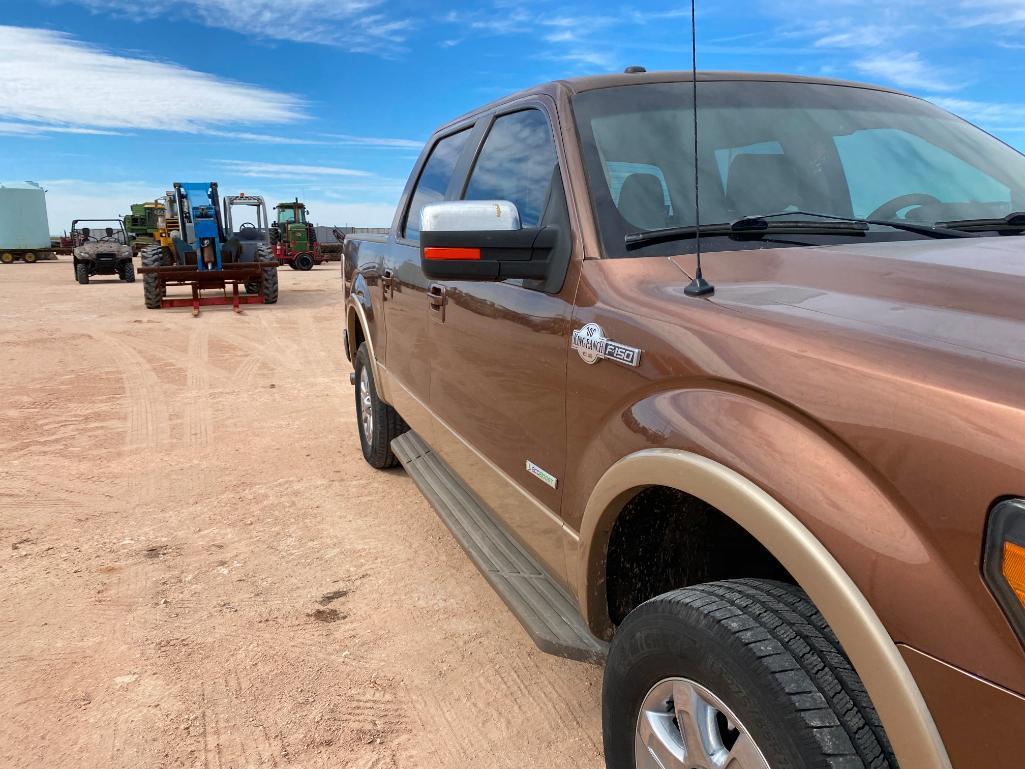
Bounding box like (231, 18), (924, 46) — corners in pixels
(936, 212), (1025, 234)
(625, 209), (974, 249)
(625, 217), (867, 249)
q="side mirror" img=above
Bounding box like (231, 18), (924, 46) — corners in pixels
(419, 201), (556, 281)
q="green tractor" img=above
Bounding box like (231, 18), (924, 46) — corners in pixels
(269, 199), (324, 271)
(124, 200), (164, 255)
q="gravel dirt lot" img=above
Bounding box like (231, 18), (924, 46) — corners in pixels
(0, 260), (603, 769)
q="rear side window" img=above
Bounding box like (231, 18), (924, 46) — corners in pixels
(404, 128), (471, 241)
(463, 109), (558, 228)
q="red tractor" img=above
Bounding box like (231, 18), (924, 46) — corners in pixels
(269, 199), (324, 271)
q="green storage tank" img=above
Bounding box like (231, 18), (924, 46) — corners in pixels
(0, 181), (52, 250)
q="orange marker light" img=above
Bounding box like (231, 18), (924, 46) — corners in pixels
(424, 247), (481, 261)
(1004, 541), (1025, 607)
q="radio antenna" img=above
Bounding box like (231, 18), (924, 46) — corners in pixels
(684, 0), (714, 297)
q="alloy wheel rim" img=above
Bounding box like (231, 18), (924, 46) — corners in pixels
(635, 677), (770, 769)
(359, 367), (373, 440)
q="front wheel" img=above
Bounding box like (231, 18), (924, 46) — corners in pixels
(604, 579), (896, 769)
(121, 261), (135, 282)
(294, 252), (314, 271)
(75, 263), (90, 284)
(354, 343), (407, 469)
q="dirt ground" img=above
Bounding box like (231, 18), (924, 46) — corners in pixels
(0, 260), (604, 769)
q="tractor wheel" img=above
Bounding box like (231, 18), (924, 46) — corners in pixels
(23, 252), (38, 263)
(295, 253), (314, 271)
(245, 245), (274, 296)
(121, 261), (136, 282)
(76, 263), (90, 285)
(261, 264), (279, 304)
(1, 252), (14, 264)
(141, 245), (165, 309)
(287, 260), (298, 270)
(269, 225), (280, 245)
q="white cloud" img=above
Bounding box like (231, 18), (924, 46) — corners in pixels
(854, 52), (964, 93)
(36, 179), (163, 234)
(0, 26), (304, 136)
(63, 0), (410, 53)
(321, 134), (424, 150)
(930, 97), (1025, 132)
(216, 161), (375, 179)
(957, 0), (1025, 26)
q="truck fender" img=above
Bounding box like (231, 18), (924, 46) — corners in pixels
(346, 271), (384, 399)
(575, 387), (951, 769)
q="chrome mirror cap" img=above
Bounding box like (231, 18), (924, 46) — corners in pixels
(421, 200), (521, 232)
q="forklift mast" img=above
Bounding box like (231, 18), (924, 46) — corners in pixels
(173, 181), (226, 271)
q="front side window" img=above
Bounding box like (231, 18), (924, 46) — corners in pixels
(404, 128), (471, 241)
(463, 109), (558, 228)
(573, 81), (1025, 257)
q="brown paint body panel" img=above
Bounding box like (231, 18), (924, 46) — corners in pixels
(343, 71), (1025, 767)
(900, 645), (1025, 769)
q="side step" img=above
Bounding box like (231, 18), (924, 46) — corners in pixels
(391, 431), (607, 663)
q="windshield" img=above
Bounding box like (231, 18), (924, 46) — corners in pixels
(76, 223), (126, 245)
(572, 80), (1025, 257)
(278, 207), (297, 224)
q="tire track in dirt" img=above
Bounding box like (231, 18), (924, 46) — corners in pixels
(92, 331), (171, 452)
(185, 326), (213, 448)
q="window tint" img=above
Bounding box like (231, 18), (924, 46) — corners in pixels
(834, 128), (1010, 218)
(404, 128), (471, 241)
(606, 162), (673, 214)
(463, 110), (558, 227)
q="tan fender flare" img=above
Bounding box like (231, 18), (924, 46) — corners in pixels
(578, 448), (951, 769)
(346, 297), (385, 400)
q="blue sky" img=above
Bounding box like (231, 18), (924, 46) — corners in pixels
(2, 0), (1024, 231)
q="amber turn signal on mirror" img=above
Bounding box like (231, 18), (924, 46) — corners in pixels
(984, 499), (1025, 645)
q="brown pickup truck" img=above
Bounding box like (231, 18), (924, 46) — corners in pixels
(342, 70), (1025, 769)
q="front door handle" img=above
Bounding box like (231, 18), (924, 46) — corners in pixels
(381, 269), (394, 300)
(428, 283), (447, 322)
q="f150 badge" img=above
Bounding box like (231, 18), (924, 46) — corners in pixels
(571, 323), (642, 367)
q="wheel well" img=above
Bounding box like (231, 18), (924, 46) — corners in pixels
(605, 485), (794, 625)
(349, 309), (366, 359)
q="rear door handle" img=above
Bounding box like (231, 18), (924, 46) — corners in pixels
(381, 269), (394, 300)
(428, 283), (447, 321)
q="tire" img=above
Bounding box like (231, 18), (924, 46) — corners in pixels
(141, 245), (165, 309)
(287, 260), (298, 270)
(23, 252), (37, 263)
(295, 252), (314, 271)
(354, 343), (407, 469)
(121, 261), (135, 282)
(75, 262), (90, 284)
(269, 225), (280, 245)
(1, 252), (14, 264)
(604, 579), (896, 769)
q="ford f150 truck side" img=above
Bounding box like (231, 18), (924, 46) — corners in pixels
(342, 70), (1025, 769)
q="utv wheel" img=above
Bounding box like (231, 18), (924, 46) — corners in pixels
(294, 252), (314, 271)
(1, 252), (14, 264)
(604, 579), (896, 769)
(23, 252), (37, 263)
(121, 261), (135, 282)
(354, 343), (407, 469)
(76, 263), (90, 285)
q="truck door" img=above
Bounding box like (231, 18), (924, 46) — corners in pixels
(425, 104), (581, 582)
(381, 126), (475, 406)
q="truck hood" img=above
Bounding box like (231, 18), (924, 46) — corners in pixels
(673, 236), (1025, 364)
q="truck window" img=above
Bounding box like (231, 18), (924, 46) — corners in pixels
(403, 128), (472, 242)
(463, 109), (558, 228)
(834, 128), (1011, 218)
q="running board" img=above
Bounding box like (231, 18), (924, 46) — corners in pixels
(391, 431), (607, 663)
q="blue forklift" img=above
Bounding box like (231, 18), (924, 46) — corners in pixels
(138, 182), (278, 315)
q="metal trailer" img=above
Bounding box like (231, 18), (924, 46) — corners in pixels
(0, 182), (54, 263)
(138, 182), (278, 316)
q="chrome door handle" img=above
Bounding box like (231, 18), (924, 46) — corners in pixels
(428, 283), (447, 321)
